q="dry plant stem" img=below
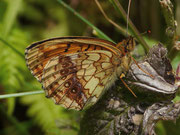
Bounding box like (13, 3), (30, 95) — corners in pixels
(94, 0), (127, 36)
(126, 0), (132, 36)
(111, 0), (149, 53)
(159, 0), (178, 60)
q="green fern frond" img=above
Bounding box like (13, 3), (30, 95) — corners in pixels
(0, 24), (30, 114)
(0, 30), (27, 92)
(20, 94), (79, 135)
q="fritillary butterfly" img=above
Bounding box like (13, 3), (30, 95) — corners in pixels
(25, 36), (135, 110)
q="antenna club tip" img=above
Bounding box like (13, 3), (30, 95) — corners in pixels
(147, 30), (151, 34)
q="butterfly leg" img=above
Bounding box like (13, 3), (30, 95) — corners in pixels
(130, 55), (154, 79)
(119, 73), (137, 98)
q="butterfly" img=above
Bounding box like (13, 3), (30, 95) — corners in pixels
(25, 36), (135, 110)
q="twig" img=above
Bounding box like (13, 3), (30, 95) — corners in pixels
(168, 39), (180, 60)
(159, 0), (179, 60)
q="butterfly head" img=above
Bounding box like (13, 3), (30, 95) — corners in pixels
(116, 36), (136, 56)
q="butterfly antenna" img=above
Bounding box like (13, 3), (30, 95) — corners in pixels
(130, 55), (154, 79)
(126, 0), (132, 36)
(119, 75), (137, 98)
(137, 30), (151, 36)
(94, 0), (126, 34)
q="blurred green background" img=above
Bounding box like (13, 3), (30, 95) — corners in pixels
(0, 0), (179, 135)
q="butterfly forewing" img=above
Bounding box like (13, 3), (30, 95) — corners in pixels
(25, 37), (119, 82)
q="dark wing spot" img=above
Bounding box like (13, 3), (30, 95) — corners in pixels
(64, 56), (71, 61)
(64, 43), (71, 52)
(99, 83), (104, 86)
(71, 88), (77, 93)
(77, 44), (82, 52)
(62, 62), (70, 68)
(58, 56), (64, 63)
(94, 45), (97, 50)
(60, 69), (69, 75)
(85, 44), (90, 51)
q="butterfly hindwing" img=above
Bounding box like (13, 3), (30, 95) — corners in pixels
(41, 50), (118, 110)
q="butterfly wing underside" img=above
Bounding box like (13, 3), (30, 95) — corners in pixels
(25, 37), (121, 110)
(42, 51), (118, 110)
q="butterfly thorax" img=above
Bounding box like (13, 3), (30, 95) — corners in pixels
(115, 36), (135, 77)
(116, 36), (135, 57)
